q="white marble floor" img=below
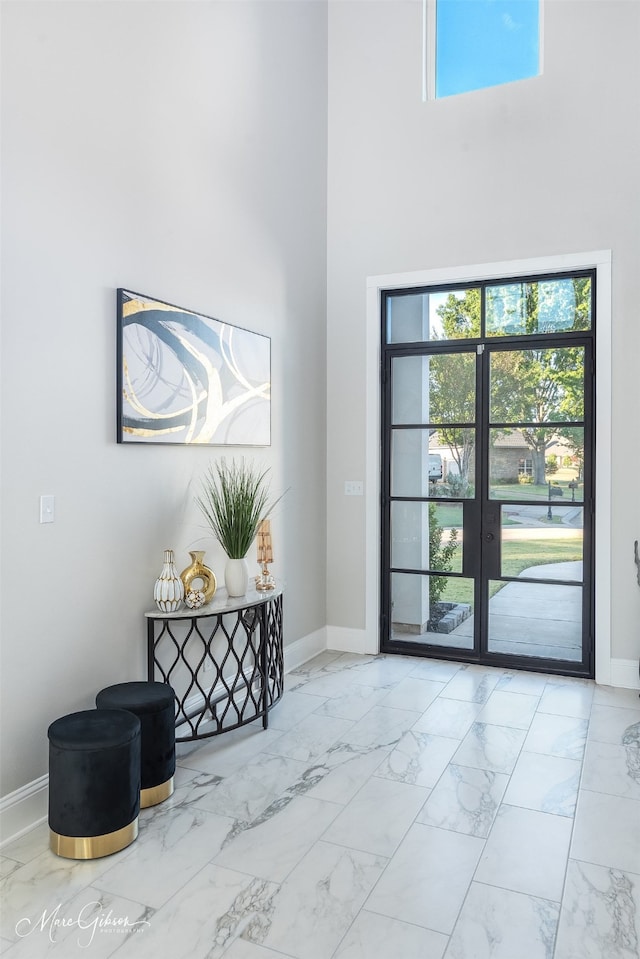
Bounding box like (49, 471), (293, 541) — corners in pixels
(2, 652), (640, 958)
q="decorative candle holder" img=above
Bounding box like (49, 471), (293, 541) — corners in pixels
(256, 519), (275, 591)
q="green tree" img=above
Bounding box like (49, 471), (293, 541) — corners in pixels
(431, 279), (590, 486)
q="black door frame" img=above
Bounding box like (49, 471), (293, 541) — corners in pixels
(380, 269), (596, 678)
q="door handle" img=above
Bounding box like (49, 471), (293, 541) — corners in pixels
(484, 532), (495, 542)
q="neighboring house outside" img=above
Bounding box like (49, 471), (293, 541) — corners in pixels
(430, 431), (578, 485)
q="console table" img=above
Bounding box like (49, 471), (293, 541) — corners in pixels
(145, 584), (283, 742)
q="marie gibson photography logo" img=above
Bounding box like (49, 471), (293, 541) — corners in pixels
(15, 901), (151, 948)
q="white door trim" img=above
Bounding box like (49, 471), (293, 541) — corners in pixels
(365, 250), (612, 683)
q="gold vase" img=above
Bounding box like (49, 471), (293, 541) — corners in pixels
(180, 551), (216, 604)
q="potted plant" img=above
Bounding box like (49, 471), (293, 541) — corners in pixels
(196, 459), (283, 597)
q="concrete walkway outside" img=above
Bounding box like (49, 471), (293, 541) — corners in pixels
(409, 561), (583, 662)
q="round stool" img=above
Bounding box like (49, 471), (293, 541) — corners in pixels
(48, 709), (141, 859)
(96, 682), (175, 808)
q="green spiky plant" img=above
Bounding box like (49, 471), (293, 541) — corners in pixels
(196, 459), (284, 559)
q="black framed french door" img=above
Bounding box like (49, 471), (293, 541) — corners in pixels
(380, 270), (595, 677)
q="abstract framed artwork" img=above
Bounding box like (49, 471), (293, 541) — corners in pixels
(117, 290), (271, 445)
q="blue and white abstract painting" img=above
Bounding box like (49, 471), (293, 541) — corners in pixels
(117, 290), (271, 445)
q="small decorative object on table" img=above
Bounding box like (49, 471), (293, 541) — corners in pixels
(196, 458), (285, 598)
(153, 549), (184, 613)
(180, 550), (216, 604)
(256, 519), (275, 591)
(184, 588), (206, 610)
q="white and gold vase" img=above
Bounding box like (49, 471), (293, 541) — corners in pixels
(154, 549), (184, 612)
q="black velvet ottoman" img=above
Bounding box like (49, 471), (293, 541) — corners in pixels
(96, 682), (176, 808)
(48, 709), (141, 859)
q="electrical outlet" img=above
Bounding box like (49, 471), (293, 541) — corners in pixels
(344, 481), (364, 496)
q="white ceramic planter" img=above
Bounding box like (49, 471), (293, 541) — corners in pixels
(225, 557), (249, 597)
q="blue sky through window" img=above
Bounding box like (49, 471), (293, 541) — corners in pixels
(436, 0), (540, 98)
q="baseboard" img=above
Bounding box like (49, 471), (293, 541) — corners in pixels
(0, 775), (48, 848)
(609, 657), (640, 690)
(284, 628), (327, 672)
(326, 626), (374, 655)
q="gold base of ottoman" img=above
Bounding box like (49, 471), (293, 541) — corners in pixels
(140, 775), (174, 808)
(50, 818), (138, 860)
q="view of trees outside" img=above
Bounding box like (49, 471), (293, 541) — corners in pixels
(428, 277), (590, 489)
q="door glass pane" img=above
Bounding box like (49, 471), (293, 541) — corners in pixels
(390, 572), (474, 650)
(392, 429), (476, 499)
(391, 502), (463, 572)
(392, 353), (476, 425)
(488, 580), (581, 661)
(386, 287), (480, 344)
(486, 276), (591, 337)
(500, 506), (583, 582)
(490, 347), (585, 424)
(489, 428), (584, 502)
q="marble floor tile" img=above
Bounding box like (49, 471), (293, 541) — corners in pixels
(592, 685), (640, 709)
(417, 763), (509, 838)
(440, 669), (501, 705)
(262, 713), (354, 764)
(289, 651), (346, 678)
(340, 655), (417, 688)
(323, 776), (429, 857)
(496, 671), (549, 696)
(475, 804), (573, 902)
(246, 841), (387, 959)
(190, 753), (309, 822)
(334, 910), (448, 959)
(0, 857), (22, 881)
(213, 795), (341, 883)
(337, 705), (422, 749)
(310, 684), (389, 721)
(453, 722), (527, 774)
(5, 651), (640, 959)
(537, 682), (594, 719)
(554, 859), (640, 959)
(375, 729), (459, 788)
(322, 652), (380, 672)
(365, 823), (484, 935)
(8, 884), (153, 958)
(581, 739), (640, 800)
(289, 669), (365, 700)
(95, 804), (234, 909)
(301, 742), (392, 805)
(0, 823), (50, 865)
(223, 940), (290, 959)
(177, 725), (284, 777)
(413, 697), (484, 739)
(0, 849), (116, 943)
(523, 713), (588, 760)
(408, 659), (464, 683)
(587, 704), (640, 745)
(444, 882), (559, 959)
(266, 690), (328, 731)
(379, 677), (446, 712)
(108, 863), (278, 959)
(571, 790), (640, 874)
(476, 690), (539, 730)
(503, 751), (581, 817)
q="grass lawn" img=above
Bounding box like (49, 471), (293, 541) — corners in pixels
(437, 535), (582, 607)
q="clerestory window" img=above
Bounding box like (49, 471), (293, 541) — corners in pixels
(424, 0), (541, 100)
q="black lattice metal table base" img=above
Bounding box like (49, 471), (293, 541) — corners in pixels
(146, 586), (284, 742)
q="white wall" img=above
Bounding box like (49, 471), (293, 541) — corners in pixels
(326, 0), (640, 668)
(0, 0), (328, 806)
